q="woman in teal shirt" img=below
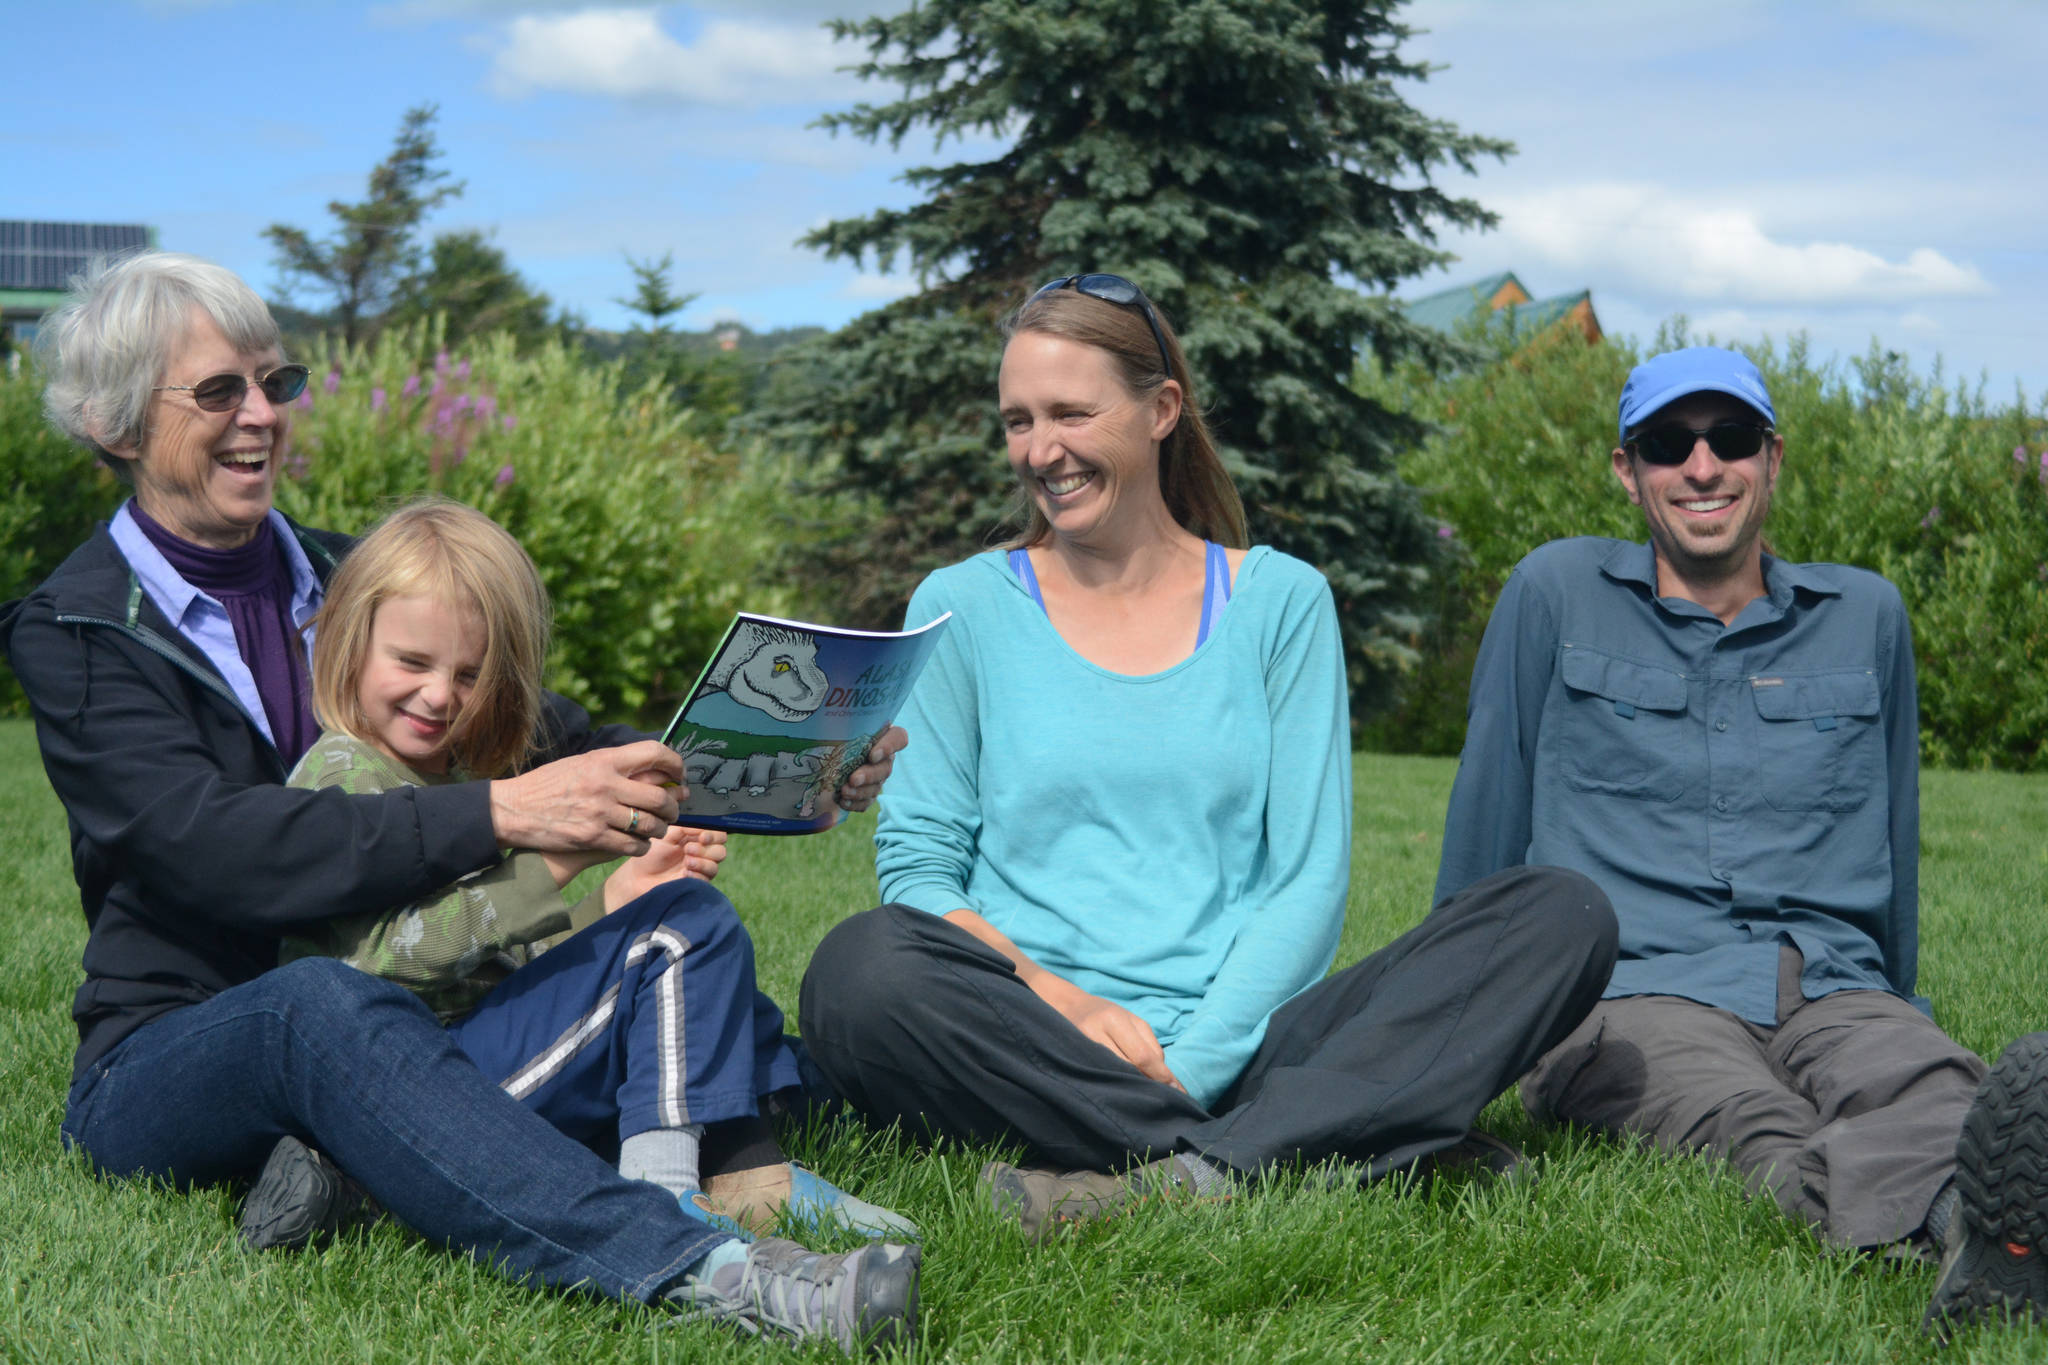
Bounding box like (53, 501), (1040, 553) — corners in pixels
(799, 275), (1617, 1239)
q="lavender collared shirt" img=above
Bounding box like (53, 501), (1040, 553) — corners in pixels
(109, 501), (325, 755)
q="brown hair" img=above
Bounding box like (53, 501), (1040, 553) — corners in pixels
(997, 285), (1247, 549)
(310, 497), (551, 779)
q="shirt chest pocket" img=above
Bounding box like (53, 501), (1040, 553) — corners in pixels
(1749, 670), (1883, 812)
(1555, 645), (1690, 802)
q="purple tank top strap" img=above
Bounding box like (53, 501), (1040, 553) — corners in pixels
(1195, 540), (1233, 648)
(1012, 542), (1232, 649)
(1008, 548), (1048, 613)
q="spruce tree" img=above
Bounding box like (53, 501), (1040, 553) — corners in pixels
(265, 104), (464, 347)
(767, 0), (1509, 717)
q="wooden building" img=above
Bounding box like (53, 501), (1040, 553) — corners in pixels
(1403, 270), (1602, 345)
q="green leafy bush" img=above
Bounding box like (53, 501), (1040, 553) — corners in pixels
(0, 325), (794, 726)
(278, 322), (796, 725)
(0, 361), (125, 713)
(1363, 325), (2048, 771)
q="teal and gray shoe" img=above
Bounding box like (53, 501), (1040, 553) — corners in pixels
(668, 1236), (920, 1353)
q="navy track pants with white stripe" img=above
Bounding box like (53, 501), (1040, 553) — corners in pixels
(447, 878), (807, 1150)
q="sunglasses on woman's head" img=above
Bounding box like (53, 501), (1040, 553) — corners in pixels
(153, 364), (312, 413)
(1626, 420), (1772, 466)
(1033, 274), (1174, 378)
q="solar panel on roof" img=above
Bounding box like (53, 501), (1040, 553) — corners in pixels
(0, 220), (152, 291)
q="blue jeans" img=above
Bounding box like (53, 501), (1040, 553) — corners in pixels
(60, 955), (726, 1303)
(450, 879), (808, 1152)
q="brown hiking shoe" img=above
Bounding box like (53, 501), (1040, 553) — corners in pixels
(979, 1156), (1216, 1242)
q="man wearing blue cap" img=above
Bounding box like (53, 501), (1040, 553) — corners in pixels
(1434, 345), (2048, 1336)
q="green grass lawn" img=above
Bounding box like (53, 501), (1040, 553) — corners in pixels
(2, 719), (2045, 1362)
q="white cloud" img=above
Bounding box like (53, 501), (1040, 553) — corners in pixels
(485, 8), (860, 106)
(1489, 183), (1991, 306)
(1898, 311), (1942, 335)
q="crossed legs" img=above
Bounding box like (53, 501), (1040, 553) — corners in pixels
(1521, 948), (1987, 1249)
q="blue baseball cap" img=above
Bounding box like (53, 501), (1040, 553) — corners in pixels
(1617, 346), (1776, 444)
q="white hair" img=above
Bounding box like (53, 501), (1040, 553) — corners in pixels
(37, 250), (283, 471)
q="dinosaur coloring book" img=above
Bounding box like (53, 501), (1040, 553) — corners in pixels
(657, 610), (951, 834)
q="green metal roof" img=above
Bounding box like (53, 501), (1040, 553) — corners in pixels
(1402, 271), (1524, 334)
(1403, 274), (1591, 342)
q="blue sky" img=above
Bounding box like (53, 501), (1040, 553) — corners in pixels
(8, 0), (2044, 399)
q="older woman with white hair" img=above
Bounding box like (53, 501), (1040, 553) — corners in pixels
(1, 251), (917, 1350)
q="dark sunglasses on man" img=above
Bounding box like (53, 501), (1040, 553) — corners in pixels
(153, 363), (312, 414)
(1626, 420), (1773, 467)
(1032, 274), (1174, 378)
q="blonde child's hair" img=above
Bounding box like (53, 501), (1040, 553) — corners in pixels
(310, 497), (551, 779)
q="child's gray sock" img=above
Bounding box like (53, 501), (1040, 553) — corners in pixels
(620, 1124), (705, 1197)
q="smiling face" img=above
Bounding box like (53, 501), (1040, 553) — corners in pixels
(104, 311), (290, 549)
(357, 594), (486, 775)
(998, 330), (1182, 551)
(1612, 391), (1783, 597)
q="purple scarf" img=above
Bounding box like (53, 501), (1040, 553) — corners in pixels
(130, 503), (319, 765)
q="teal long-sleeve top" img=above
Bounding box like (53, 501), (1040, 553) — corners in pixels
(875, 547), (1352, 1109)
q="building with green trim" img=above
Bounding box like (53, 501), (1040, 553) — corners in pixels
(1403, 270), (1602, 345)
(2, 220), (156, 353)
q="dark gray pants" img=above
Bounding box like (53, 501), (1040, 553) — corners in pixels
(1520, 945), (1986, 1249)
(799, 866), (1617, 1177)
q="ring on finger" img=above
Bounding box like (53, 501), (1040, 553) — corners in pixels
(626, 810), (642, 835)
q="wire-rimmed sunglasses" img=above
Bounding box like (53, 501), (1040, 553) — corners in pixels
(152, 363), (312, 413)
(1626, 420), (1773, 467)
(1032, 274), (1174, 378)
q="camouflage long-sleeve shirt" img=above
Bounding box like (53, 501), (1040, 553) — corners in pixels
(279, 732), (605, 1022)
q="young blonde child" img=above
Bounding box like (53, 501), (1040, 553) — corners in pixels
(271, 496), (912, 1245)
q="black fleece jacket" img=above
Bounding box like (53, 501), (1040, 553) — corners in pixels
(1, 516), (637, 1079)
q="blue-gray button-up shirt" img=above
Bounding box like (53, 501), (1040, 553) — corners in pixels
(1434, 537), (1922, 1024)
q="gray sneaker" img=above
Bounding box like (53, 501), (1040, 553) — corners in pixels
(1925, 1032), (2048, 1342)
(670, 1237), (920, 1353)
(980, 1156), (1215, 1243)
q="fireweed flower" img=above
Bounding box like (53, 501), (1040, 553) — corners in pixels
(1436, 525), (1455, 540)
(370, 387), (387, 413)
(1921, 507), (1941, 529)
(495, 464), (515, 488)
(435, 351), (451, 374)
(402, 374), (421, 399)
(501, 414), (517, 433)
(323, 370), (341, 396)
(454, 359), (471, 382)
